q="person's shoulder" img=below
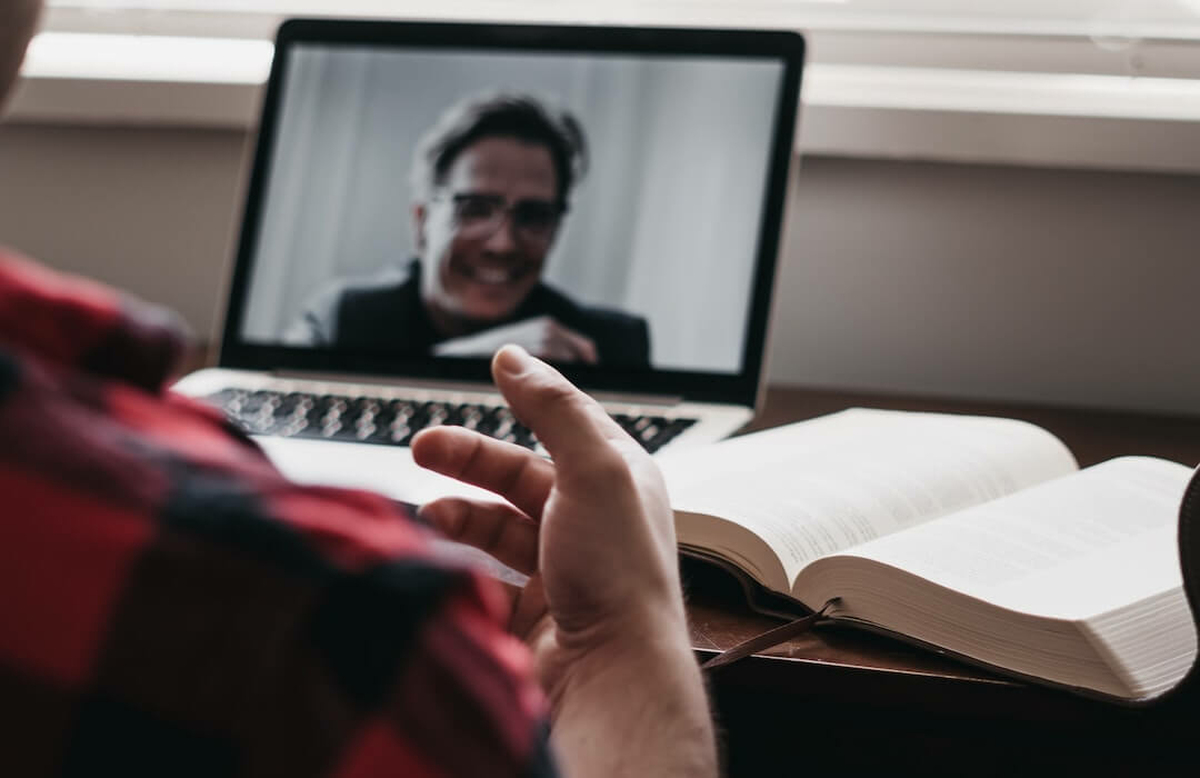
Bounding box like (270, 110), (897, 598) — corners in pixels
(328, 261), (419, 306)
(330, 263), (425, 333)
(581, 305), (648, 333)
(532, 284), (647, 331)
(286, 262), (419, 346)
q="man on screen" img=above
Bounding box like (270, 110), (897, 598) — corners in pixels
(285, 93), (651, 367)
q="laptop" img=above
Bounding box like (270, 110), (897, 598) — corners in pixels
(174, 19), (805, 505)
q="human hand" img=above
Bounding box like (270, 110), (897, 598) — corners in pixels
(431, 315), (599, 364)
(411, 345), (714, 777)
(412, 344), (684, 683)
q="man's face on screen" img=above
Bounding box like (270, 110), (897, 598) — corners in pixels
(416, 136), (562, 332)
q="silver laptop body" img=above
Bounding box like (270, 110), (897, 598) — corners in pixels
(174, 19), (805, 505)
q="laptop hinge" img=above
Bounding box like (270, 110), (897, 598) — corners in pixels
(269, 369), (685, 407)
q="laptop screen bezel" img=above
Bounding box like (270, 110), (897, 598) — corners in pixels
(217, 19), (805, 407)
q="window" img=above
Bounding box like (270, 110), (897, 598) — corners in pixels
(24, 1), (1200, 172)
(42, 1), (1200, 39)
(38, 1), (1200, 78)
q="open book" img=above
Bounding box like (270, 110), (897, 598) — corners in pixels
(657, 408), (1198, 704)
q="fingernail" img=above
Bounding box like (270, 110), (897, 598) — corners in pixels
(494, 344), (535, 376)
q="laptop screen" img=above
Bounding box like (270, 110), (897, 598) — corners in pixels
(220, 21), (804, 406)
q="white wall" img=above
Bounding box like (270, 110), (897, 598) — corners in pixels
(772, 156), (1200, 414)
(2, 122), (1198, 415)
(0, 124), (244, 340)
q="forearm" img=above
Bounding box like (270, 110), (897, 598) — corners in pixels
(548, 628), (717, 778)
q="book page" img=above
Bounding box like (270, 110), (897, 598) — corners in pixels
(824, 457), (1192, 619)
(660, 408), (1078, 587)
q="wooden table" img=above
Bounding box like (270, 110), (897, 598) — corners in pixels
(695, 387), (1200, 776)
(181, 345), (1200, 773)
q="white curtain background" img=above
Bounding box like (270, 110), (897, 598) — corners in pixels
(241, 45), (782, 373)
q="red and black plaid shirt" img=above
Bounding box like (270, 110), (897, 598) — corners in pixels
(0, 251), (556, 777)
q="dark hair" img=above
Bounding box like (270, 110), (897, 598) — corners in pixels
(411, 92), (588, 204)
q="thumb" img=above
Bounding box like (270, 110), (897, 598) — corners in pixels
(491, 345), (630, 468)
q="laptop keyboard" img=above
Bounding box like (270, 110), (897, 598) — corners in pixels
(204, 388), (697, 454)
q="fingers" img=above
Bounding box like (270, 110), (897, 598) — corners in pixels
(411, 425), (555, 520)
(509, 576), (550, 641)
(431, 316), (596, 364)
(546, 320), (599, 364)
(420, 497), (539, 575)
(491, 345), (637, 469)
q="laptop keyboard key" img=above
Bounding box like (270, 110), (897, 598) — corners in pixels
(204, 389), (695, 454)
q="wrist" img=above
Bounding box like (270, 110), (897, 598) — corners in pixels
(549, 608), (693, 700)
(555, 593), (690, 673)
(548, 554), (690, 653)
(547, 625), (715, 778)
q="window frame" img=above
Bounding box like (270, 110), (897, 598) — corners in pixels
(17, 1), (1200, 175)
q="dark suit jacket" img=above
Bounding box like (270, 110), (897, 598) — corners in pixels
(285, 260), (651, 368)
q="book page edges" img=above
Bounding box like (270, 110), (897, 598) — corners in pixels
(679, 548), (813, 621)
(676, 510), (791, 594)
(796, 555), (1150, 701)
(1077, 587), (1199, 703)
(822, 616), (1161, 706)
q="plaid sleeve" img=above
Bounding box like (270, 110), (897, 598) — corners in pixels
(0, 259), (557, 777)
(0, 251), (188, 392)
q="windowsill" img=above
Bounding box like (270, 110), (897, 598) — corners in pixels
(8, 31), (1200, 175)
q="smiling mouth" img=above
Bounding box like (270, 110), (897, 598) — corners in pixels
(458, 263), (533, 287)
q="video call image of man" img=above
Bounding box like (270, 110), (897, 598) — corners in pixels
(284, 93), (651, 367)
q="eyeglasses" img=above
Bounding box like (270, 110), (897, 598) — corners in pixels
(438, 192), (566, 243)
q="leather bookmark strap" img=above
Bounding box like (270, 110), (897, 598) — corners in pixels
(701, 600), (836, 671)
